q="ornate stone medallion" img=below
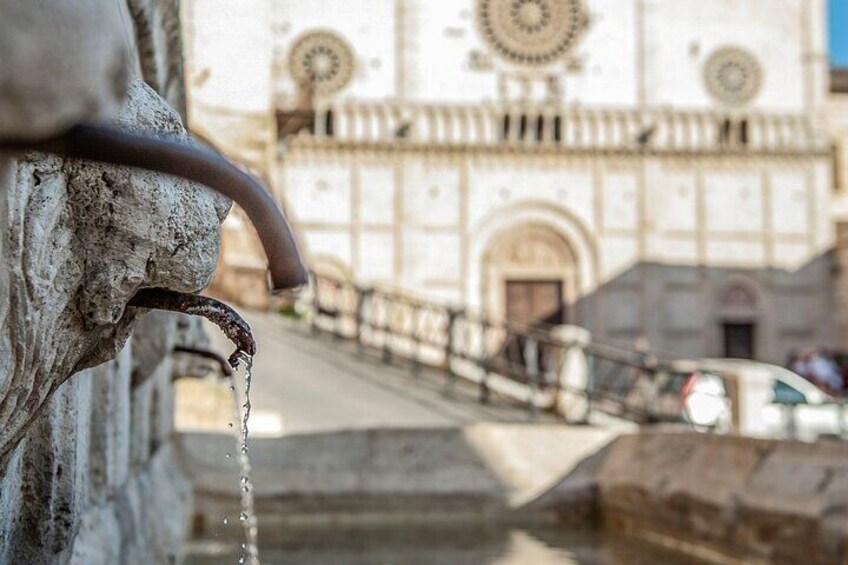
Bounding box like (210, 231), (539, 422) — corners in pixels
(476, 0), (587, 66)
(703, 46), (763, 106)
(288, 30), (354, 94)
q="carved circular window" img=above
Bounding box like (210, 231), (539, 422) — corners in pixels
(288, 30), (354, 95)
(476, 0), (587, 66)
(703, 46), (763, 106)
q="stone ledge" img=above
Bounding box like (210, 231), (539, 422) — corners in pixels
(594, 432), (848, 564)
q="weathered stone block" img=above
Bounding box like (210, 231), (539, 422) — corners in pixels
(0, 0), (132, 140)
(0, 78), (229, 465)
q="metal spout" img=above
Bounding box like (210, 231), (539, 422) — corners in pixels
(130, 288), (255, 366)
(0, 124), (308, 292)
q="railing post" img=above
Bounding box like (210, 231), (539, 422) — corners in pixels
(478, 318), (490, 404)
(310, 274), (320, 335)
(356, 286), (372, 355)
(444, 308), (459, 392)
(525, 337), (540, 420)
(382, 297), (392, 365)
(333, 280), (344, 341)
(410, 304), (421, 377)
(582, 346), (593, 422)
(479, 373), (490, 404)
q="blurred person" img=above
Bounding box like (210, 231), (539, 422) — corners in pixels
(789, 348), (813, 381)
(809, 348), (844, 393)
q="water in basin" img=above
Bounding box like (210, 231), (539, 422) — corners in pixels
(185, 523), (702, 564)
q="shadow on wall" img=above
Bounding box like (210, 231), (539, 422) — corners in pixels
(569, 253), (837, 365)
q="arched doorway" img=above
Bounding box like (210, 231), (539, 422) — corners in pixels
(718, 281), (760, 359)
(483, 224), (579, 325)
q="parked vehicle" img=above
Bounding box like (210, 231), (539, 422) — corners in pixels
(696, 359), (848, 441)
(648, 363), (731, 432)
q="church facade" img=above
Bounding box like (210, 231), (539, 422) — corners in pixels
(185, 0), (836, 363)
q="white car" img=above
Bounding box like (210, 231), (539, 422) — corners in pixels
(695, 359), (848, 441)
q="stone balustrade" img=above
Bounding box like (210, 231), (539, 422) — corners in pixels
(288, 100), (826, 154)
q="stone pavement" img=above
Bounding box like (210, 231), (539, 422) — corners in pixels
(202, 310), (561, 436)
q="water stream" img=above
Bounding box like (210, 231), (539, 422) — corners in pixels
(131, 288), (262, 563)
(229, 352), (260, 565)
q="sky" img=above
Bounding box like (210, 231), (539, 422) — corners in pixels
(832, 0), (848, 66)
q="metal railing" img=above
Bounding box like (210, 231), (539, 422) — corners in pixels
(309, 272), (700, 425)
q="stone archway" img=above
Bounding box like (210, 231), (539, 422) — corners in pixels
(482, 224), (579, 324)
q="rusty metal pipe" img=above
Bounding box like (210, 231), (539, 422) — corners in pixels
(0, 124), (307, 292)
(129, 288), (255, 367)
(173, 345), (234, 378)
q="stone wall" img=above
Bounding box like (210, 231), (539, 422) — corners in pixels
(0, 0), (227, 562)
(594, 432), (848, 565)
(0, 314), (208, 564)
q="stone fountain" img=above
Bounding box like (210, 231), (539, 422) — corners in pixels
(0, 1), (303, 562)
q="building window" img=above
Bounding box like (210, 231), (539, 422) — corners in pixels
(722, 322), (756, 359)
(718, 282), (759, 359)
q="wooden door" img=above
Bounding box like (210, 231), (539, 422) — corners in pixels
(505, 280), (564, 325)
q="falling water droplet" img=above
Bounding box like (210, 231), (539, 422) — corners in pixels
(227, 352), (259, 564)
(223, 517), (228, 525)
(226, 453), (231, 459)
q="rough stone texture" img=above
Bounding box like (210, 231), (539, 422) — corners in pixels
(0, 0), (232, 561)
(0, 309), (203, 564)
(0, 78), (229, 466)
(127, 0), (187, 118)
(131, 311), (177, 388)
(0, 0), (132, 140)
(593, 432), (848, 565)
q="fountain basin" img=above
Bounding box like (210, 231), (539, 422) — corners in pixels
(177, 425), (848, 564)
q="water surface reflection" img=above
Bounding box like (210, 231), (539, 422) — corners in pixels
(186, 523), (702, 564)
